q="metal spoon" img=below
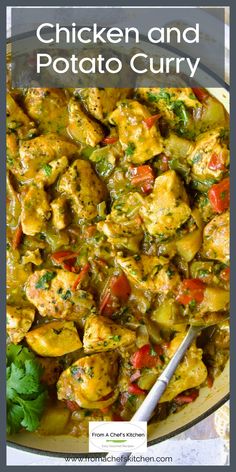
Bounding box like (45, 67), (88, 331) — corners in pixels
(105, 324), (203, 466)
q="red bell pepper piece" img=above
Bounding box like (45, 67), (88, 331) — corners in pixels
(176, 279), (206, 305)
(192, 87), (209, 102)
(130, 344), (163, 369)
(12, 222), (23, 250)
(143, 113), (161, 129)
(175, 390), (199, 405)
(208, 152), (226, 171)
(102, 136), (118, 145)
(208, 177), (230, 213)
(72, 263), (90, 291)
(128, 383), (146, 395)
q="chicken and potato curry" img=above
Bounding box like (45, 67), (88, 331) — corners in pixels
(6, 85), (230, 437)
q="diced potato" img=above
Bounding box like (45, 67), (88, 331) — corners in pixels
(176, 229), (202, 262)
(116, 254), (180, 294)
(25, 321), (82, 356)
(77, 87), (132, 122)
(35, 156), (69, 187)
(202, 211), (229, 264)
(25, 269), (95, 321)
(140, 170), (191, 238)
(160, 334), (207, 402)
(57, 352), (119, 409)
(67, 98), (104, 146)
(7, 93), (36, 139)
(187, 128), (229, 182)
(151, 300), (185, 327)
(51, 196), (70, 230)
(21, 185), (51, 236)
(83, 314), (136, 353)
(7, 305), (35, 344)
(58, 159), (106, 220)
(24, 88), (69, 135)
(199, 287), (229, 313)
(18, 133), (78, 182)
(109, 99), (163, 163)
(38, 405), (71, 435)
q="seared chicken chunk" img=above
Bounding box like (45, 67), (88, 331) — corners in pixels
(160, 334), (207, 402)
(109, 99), (163, 163)
(25, 269), (95, 321)
(67, 98), (104, 146)
(7, 93), (36, 139)
(57, 351), (119, 409)
(78, 87), (132, 122)
(58, 159), (107, 220)
(24, 88), (68, 135)
(21, 185), (51, 236)
(7, 305), (35, 344)
(140, 170), (191, 239)
(202, 211), (229, 265)
(25, 321), (82, 357)
(51, 196), (70, 230)
(35, 156), (69, 187)
(83, 314), (136, 353)
(18, 133), (78, 182)
(116, 254), (180, 294)
(187, 128), (229, 182)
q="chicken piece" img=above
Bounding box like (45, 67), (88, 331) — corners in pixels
(83, 314), (136, 353)
(25, 321), (82, 357)
(21, 185), (51, 236)
(160, 333), (207, 402)
(58, 159), (106, 220)
(7, 133), (19, 172)
(24, 88), (68, 135)
(139, 170), (191, 239)
(136, 87), (201, 113)
(187, 129), (229, 182)
(7, 305), (35, 344)
(67, 98), (104, 146)
(25, 269), (95, 321)
(202, 211), (229, 265)
(57, 351), (119, 409)
(35, 156), (69, 187)
(78, 88), (132, 122)
(18, 133), (78, 182)
(116, 254), (180, 294)
(7, 93), (37, 139)
(51, 196), (70, 230)
(109, 99), (163, 163)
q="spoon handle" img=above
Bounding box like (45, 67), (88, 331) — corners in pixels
(106, 325), (201, 466)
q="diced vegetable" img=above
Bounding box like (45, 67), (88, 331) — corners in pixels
(176, 279), (206, 305)
(151, 300), (184, 327)
(174, 389), (199, 405)
(192, 88), (209, 102)
(208, 177), (230, 213)
(208, 152), (226, 171)
(137, 370), (158, 390)
(130, 165), (155, 193)
(176, 229), (202, 262)
(128, 383), (146, 395)
(220, 267), (230, 282)
(130, 344), (163, 369)
(102, 136), (118, 145)
(143, 114), (161, 129)
(199, 287), (229, 313)
(38, 406), (71, 435)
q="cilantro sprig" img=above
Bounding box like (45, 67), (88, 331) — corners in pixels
(7, 344), (48, 434)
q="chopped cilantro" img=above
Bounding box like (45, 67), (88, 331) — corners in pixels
(35, 271), (56, 289)
(126, 142), (136, 156)
(42, 164), (52, 177)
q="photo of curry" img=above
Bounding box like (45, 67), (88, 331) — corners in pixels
(6, 85), (230, 438)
